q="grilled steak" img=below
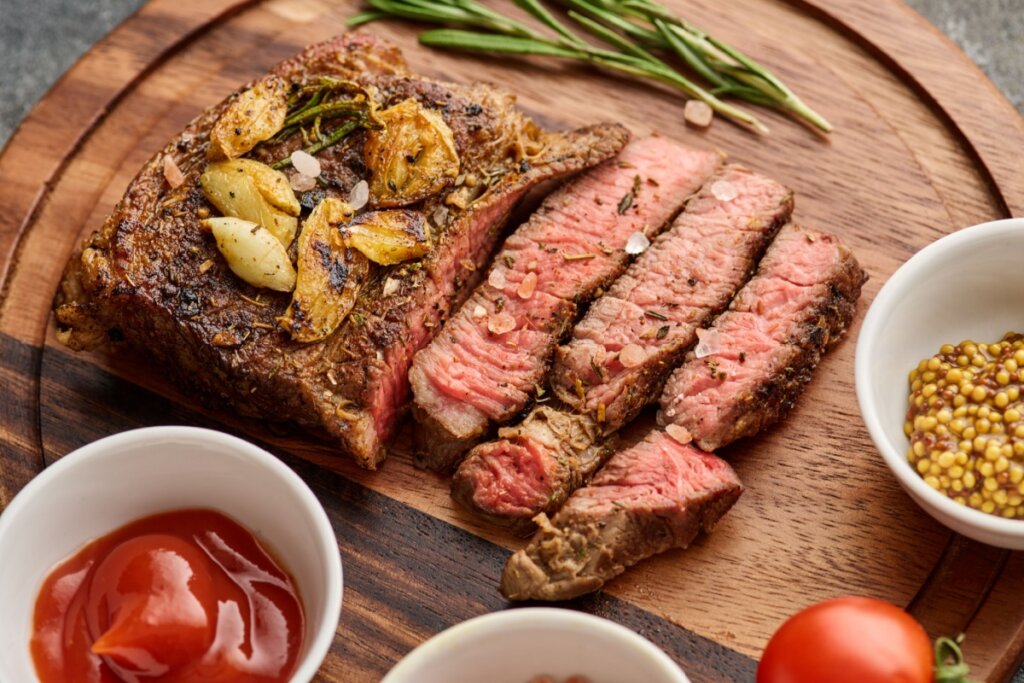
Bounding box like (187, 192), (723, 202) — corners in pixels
(54, 33), (629, 469)
(658, 223), (867, 451)
(453, 165), (789, 531)
(410, 137), (722, 471)
(500, 429), (742, 601)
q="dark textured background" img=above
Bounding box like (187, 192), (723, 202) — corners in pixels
(1, 0), (1023, 679)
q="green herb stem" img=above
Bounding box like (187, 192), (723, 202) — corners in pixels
(349, 0), (830, 134)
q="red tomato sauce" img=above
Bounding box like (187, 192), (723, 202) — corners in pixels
(31, 508), (304, 683)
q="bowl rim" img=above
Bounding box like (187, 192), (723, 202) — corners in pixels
(856, 216), (1024, 538)
(0, 425), (342, 683)
(381, 606), (690, 683)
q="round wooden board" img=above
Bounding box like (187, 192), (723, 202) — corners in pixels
(2, 0), (1024, 680)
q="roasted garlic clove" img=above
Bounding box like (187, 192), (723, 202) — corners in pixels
(343, 209), (430, 265)
(209, 76), (290, 160)
(280, 198), (367, 343)
(363, 98), (459, 208)
(201, 159), (299, 247)
(203, 217), (296, 292)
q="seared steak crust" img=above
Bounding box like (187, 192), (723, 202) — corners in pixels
(453, 164), (789, 531)
(658, 224), (867, 450)
(55, 33), (629, 468)
(501, 429), (742, 601)
(411, 138), (721, 471)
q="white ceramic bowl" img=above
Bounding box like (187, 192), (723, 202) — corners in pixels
(856, 217), (1024, 549)
(0, 426), (342, 682)
(382, 607), (690, 683)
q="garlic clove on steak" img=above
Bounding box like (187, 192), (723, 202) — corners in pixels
(203, 217), (296, 292)
(363, 98), (459, 208)
(208, 76), (290, 160)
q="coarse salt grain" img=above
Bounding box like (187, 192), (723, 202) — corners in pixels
(694, 328), (722, 359)
(162, 155), (185, 189)
(518, 271), (538, 299)
(619, 344), (646, 368)
(432, 205), (449, 226)
(488, 267), (507, 290)
(290, 173), (317, 192)
(291, 150), (321, 178)
(348, 179), (369, 210)
(472, 304), (487, 319)
(711, 180), (738, 202)
(382, 277), (400, 297)
(665, 423), (693, 445)
(684, 100), (714, 128)
(625, 231), (650, 255)
(487, 312), (516, 335)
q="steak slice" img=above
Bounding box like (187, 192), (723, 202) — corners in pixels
(410, 137), (722, 471)
(451, 405), (614, 533)
(658, 223), (867, 451)
(500, 429), (742, 601)
(452, 165), (789, 531)
(54, 33), (629, 469)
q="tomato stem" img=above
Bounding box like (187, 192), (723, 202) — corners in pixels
(934, 635), (973, 683)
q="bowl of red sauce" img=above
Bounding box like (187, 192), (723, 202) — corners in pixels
(0, 426), (342, 682)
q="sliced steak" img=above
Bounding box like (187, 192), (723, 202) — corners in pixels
(658, 223), (867, 451)
(554, 164), (792, 426)
(54, 33), (630, 469)
(500, 429), (742, 601)
(453, 165), (789, 531)
(410, 137), (722, 471)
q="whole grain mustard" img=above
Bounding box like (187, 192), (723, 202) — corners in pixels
(906, 334), (1024, 518)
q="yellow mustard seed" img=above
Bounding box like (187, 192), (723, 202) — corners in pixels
(908, 334), (1024, 518)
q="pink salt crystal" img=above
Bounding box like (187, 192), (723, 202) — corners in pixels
(619, 344), (646, 368)
(487, 312), (516, 335)
(517, 272), (538, 299)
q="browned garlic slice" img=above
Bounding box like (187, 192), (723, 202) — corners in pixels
(342, 209), (431, 265)
(208, 76), (290, 160)
(279, 198), (367, 343)
(363, 98), (459, 208)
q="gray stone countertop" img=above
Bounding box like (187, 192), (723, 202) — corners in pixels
(1, 0), (1023, 680)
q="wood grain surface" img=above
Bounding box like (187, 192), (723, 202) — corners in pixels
(1, 0), (1023, 680)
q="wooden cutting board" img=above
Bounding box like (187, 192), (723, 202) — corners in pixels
(2, 0), (1023, 680)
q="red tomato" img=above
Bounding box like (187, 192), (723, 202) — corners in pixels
(757, 597), (933, 683)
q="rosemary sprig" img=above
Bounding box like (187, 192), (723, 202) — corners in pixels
(264, 79), (381, 169)
(348, 0), (830, 134)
